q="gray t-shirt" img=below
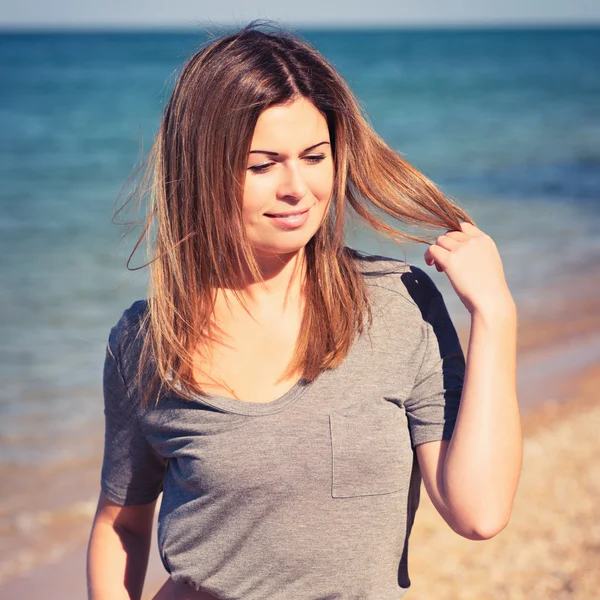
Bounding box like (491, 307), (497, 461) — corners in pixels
(101, 252), (465, 599)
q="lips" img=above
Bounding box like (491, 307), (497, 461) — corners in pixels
(264, 207), (310, 217)
(263, 205), (312, 230)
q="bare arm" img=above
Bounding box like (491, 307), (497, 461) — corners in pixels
(87, 490), (157, 600)
(418, 222), (523, 540)
(417, 302), (522, 539)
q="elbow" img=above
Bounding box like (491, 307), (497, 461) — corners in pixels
(440, 483), (517, 541)
(450, 511), (512, 541)
(464, 519), (508, 541)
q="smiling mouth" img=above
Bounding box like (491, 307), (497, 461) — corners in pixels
(264, 207), (310, 218)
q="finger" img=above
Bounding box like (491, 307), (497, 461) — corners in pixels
(444, 230), (470, 241)
(459, 221), (483, 236)
(434, 234), (462, 251)
(425, 244), (450, 271)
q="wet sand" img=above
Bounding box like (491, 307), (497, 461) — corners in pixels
(2, 272), (600, 599)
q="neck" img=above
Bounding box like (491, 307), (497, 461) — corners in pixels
(220, 248), (307, 313)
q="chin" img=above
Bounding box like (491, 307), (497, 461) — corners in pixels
(253, 242), (309, 258)
(251, 234), (316, 258)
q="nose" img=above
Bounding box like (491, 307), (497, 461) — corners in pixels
(276, 161), (308, 201)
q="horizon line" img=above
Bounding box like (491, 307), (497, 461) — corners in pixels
(2, 20), (600, 33)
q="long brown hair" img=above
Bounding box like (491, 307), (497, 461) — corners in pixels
(117, 20), (473, 407)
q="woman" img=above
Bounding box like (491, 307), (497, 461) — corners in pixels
(86, 21), (522, 600)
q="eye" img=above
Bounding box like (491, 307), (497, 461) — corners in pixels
(247, 154), (327, 174)
(248, 162), (274, 174)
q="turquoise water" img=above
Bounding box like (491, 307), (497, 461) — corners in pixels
(0, 27), (599, 581)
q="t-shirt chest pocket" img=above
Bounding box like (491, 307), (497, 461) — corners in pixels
(328, 402), (410, 498)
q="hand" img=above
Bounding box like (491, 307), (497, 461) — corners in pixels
(424, 222), (515, 316)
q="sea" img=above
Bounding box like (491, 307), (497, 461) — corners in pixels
(1, 27), (599, 587)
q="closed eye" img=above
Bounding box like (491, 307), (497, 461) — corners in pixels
(304, 154), (327, 164)
(247, 154), (327, 174)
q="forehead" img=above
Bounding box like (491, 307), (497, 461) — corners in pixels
(250, 98), (329, 151)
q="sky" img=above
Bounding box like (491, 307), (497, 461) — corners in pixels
(2, 0), (600, 28)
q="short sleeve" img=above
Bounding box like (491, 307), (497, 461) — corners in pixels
(100, 331), (168, 505)
(405, 289), (465, 449)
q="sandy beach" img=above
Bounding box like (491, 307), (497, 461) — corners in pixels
(2, 270), (600, 600)
(407, 361), (600, 600)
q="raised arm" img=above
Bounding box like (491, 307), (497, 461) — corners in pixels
(417, 222), (522, 540)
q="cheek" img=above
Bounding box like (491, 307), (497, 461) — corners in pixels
(241, 179), (269, 219)
(312, 167), (335, 203)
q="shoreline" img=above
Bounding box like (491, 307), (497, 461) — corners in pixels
(2, 279), (600, 599)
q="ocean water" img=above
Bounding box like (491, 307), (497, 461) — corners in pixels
(1, 28), (599, 583)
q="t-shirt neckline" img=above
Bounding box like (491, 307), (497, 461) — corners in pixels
(174, 376), (312, 416)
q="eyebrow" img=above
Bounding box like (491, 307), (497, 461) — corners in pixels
(249, 141), (330, 156)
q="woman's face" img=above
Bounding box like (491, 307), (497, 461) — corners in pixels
(242, 97), (334, 258)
